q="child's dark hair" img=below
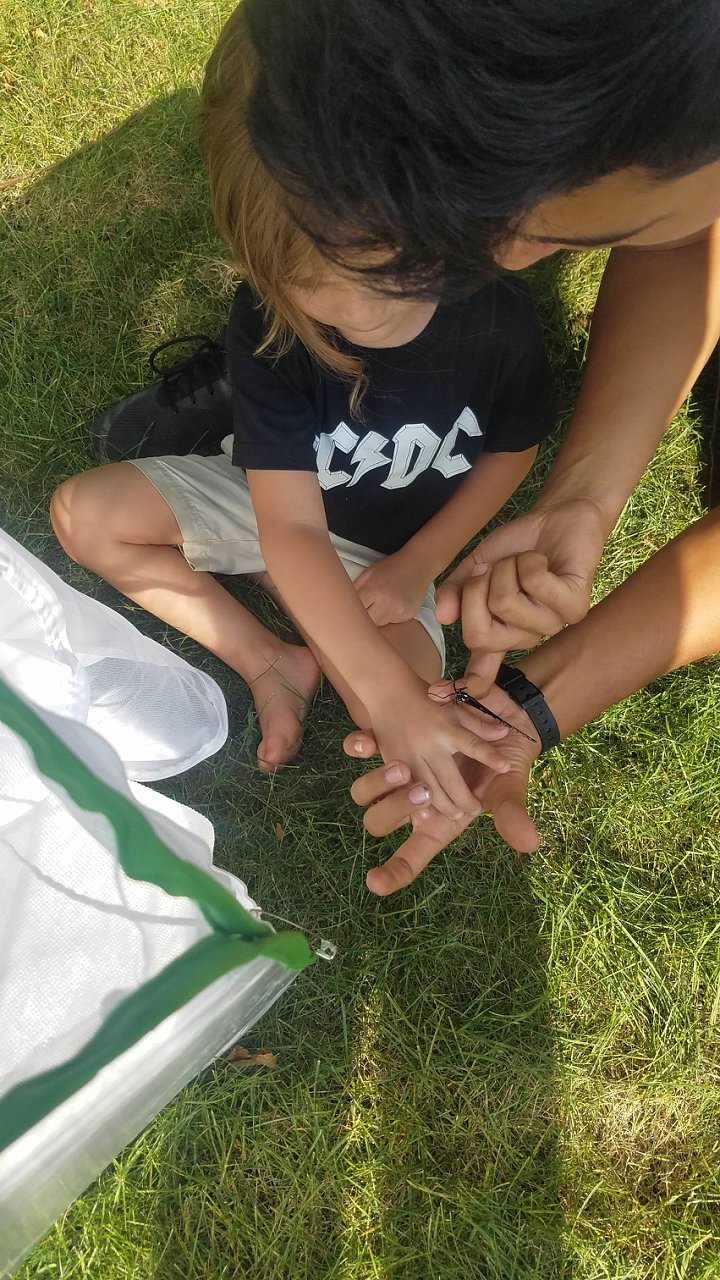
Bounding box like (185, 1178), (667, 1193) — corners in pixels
(244, 0), (720, 298)
(201, 7), (366, 408)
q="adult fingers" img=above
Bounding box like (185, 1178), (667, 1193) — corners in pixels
(455, 570), (535, 653)
(457, 568), (543, 655)
(364, 758), (540, 893)
(440, 557), (538, 657)
(435, 548), (487, 625)
(454, 727), (512, 775)
(514, 551), (591, 626)
(471, 513), (544, 566)
(484, 768), (539, 853)
(435, 580), (461, 626)
(486, 555), (566, 637)
(461, 649), (507, 697)
(362, 784), (426, 836)
(438, 512), (540, 602)
(492, 796), (539, 853)
(344, 729), (379, 759)
(366, 811), (468, 896)
(452, 659), (508, 704)
(465, 550), (589, 646)
(349, 760), (414, 808)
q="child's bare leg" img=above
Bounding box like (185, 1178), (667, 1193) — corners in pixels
(50, 465), (319, 771)
(255, 570), (440, 728)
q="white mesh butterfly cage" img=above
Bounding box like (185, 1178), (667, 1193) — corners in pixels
(0, 529), (312, 1275)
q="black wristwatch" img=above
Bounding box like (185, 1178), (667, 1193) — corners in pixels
(495, 664), (560, 753)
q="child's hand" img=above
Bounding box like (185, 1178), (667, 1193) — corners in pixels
(345, 682), (541, 895)
(354, 552), (430, 625)
(371, 686), (511, 819)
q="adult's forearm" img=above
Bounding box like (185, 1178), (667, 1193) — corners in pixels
(540, 224), (720, 531)
(518, 507), (720, 739)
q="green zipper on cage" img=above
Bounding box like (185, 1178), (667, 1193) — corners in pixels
(0, 677), (312, 1154)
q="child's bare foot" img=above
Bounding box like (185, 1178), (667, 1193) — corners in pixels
(250, 644), (320, 771)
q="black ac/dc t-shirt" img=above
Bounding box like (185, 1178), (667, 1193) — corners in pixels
(228, 277), (555, 555)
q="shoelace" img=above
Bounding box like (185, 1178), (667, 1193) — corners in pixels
(149, 334), (227, 412)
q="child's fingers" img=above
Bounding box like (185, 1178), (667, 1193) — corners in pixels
(428, 679), (455, 702)
(417, 762), (462, 818)
(367, 599), (391, 625)
(423, 755), (483, 818)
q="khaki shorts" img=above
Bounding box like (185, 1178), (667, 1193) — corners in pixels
(130, 442), (445, 667)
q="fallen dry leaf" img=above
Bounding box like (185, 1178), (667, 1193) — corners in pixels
(225, 1045), (278, 1069)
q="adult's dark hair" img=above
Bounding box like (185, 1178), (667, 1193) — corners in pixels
(244, 0), (720, 298)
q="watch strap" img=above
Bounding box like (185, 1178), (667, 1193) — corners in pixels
(495, 663), (560, 753)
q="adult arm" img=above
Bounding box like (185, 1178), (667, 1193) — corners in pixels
(437, 224), (720, 685)
(348, 504), (720, 894)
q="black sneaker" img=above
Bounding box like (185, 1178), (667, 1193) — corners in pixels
(89, 333), (232, 463)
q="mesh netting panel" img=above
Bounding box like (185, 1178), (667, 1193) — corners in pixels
(0, 528), (228, 779)
(0, 529), (300, 1274)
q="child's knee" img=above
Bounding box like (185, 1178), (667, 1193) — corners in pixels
(50, 476), (87, 562)
(50, 469), (119, 566)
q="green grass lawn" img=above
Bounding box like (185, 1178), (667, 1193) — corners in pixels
(2, 3), (720, 1277)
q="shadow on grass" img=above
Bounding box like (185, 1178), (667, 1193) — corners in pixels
(6, 96), (575, 1278)
(0, 85), (230, 539)
(129, 848), (570, 1279)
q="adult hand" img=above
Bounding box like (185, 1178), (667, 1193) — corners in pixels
(344, 684), (541, 896)
(435, 497), (607, 691)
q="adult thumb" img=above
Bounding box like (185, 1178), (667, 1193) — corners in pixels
(473, 514), (540, 566)
(489, 771), (539, 853)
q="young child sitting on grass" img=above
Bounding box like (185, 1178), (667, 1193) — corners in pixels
(50, 7), (555, 819)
